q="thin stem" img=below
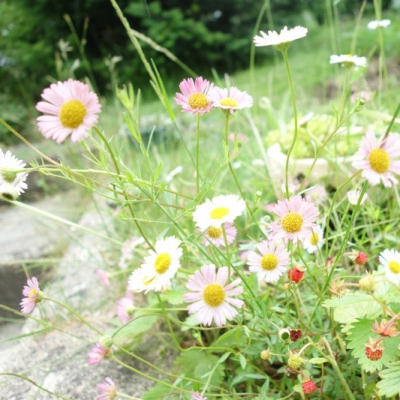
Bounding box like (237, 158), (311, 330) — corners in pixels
(0, 373), (69, 399)
(281, 50), (299, 198)
(44, 297), (103, 335)
(93, 126), (154, 250)
(196, 113), (201, 194)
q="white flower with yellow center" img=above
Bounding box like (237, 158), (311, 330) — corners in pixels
(128, 236), (182, 293)
(247, 241), (290, 283)
(352, 131), (400, 187)
(330, 54), (367, 68)
(303, 225), (324, 254)
(184, 264), (244, 327)
(254, 26), (308, 51)
(269, 195), (319, 244)
(0, 149), (28, 197)
(208, 86), (253, 114)
(193, 194), (246, 232)
(36, 79), (101, 143)
(379, 249), (400, 285)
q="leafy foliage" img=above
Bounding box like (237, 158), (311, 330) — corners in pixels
(347, 319), (400, 373)
(377, 362), (400, 397)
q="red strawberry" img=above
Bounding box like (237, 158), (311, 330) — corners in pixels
(355, 252), (368, 265)
(365, 344), (383, 361)
(302, 380), (317, 395)
(290, 329), (302, 342)
(288, 267), (304, 283)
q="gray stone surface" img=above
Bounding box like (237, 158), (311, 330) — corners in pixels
(0, 197), (176, 399)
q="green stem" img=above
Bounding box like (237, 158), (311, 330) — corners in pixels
(93, 126), (154, 250)
(44, 297), (103, 335)
(0, 373), (69, 399)
(196, 113), (201, 194)
(7, 200), (122, 246)
(321, 338), (356, 400)
(281, 50), (299, 198)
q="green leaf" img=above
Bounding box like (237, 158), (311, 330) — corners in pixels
(322, 292), (382, 324)
(113, 313), (159, 345)
(377, 362), (400, 397)
(239, 353), (247, 369)
(347, 318), (400, 373)
(161, 285), (185, 305)
(142, 381), (175, 400)
(309, 357), (328, 364)
(211, 328), (247, 350)
(174, 348), (224, 388)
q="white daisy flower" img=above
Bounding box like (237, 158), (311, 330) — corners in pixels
(303, 225), (324, 254)
(347, 190), (368, 205)
(0, 149), (28, 197)
(193, 194), (246, 232)
(128, 236), (182, 293)
(247, 241), (290, 283)
(367, 19), (391, 30)
(379, 249), (400, 285)
(254, 26), (308, 50)
(330, 54), (367, 68)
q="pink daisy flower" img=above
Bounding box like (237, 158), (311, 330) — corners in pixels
(269, 195), (319, 244)
(208, 86), (253, 114)
(201, 222), (237, 247)
(96, 377), (117, 400)
(0, 149), (28, 196)
(88, 341), (113, 365)
(192, 392), (208, 400)
(303, 225), (324, 254)
(184, 264), (244, 327)
(116, 294), (135, 324)
(247, 241), (290, 283)
(96, 269), (110, 288)
(36, 79), (101, 143)
(352, 131), (400, 187)
(20, 277), (43, 315)
(175, 77), (213, 115)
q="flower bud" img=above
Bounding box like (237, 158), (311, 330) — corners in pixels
(279, 328), (290, 341)
(359, 274), (376, 292)
(260, 349), (271, 361)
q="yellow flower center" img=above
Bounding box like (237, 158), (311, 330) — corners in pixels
(281, 212), (303, 233)
(369, 148), (390, 173)
(310, 232), (319, 246)
(28, 288), (37, 299)
(188, 93), (209, 109)
(220, 97), (239, 107)
(207, 226), (223, 239)
(260, 254), (279, 271)
(59, 99), (87, 128)
(210, 207), (229, 219)
(203, 283), (226, 307)
(388, 260), (400, 274)
(154, 253), (171, 274)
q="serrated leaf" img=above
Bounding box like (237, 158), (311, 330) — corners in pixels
(347, 318), (400, 373)
(142, 381), (175, 400)
(377, 362), (400, 397)
(322, 292), (382, 324)
(174, 348), (224, 388)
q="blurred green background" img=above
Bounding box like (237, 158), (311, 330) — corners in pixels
(0, 0), (397, 144)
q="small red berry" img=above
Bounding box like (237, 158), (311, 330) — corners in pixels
(355, 252), (368, 265)
(288, 267), (304, 283)
(302, 380), (317, 395)
(365, 337), (384, 361)
(290, 329), (302, 341)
